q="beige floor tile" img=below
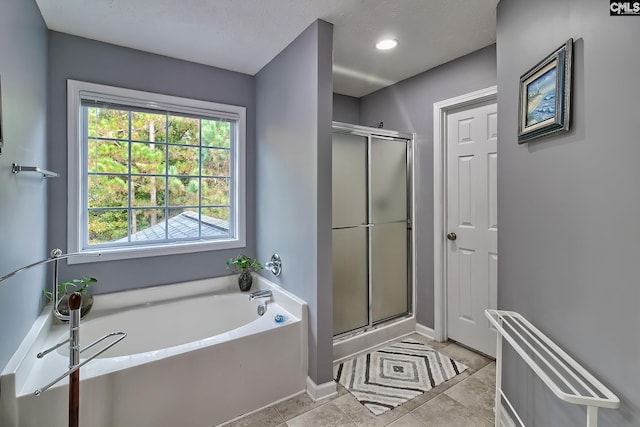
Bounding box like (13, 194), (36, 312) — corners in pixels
(438, 343), (493, 372)
(224, 407), (284, 427)
(396, 389), (440, 413)
(444, 377), (495, 421)
(335, 383), (350, 398)
(286, 402), (357, 427)
(470, 362), (496, 387)
(412, 394), (493, 427)
(385, 412), (427, 427)
(399, 370), (470, 412)
(429, 370), (471, 395)
(405, 333), (449, 351)
(274, 392), (323, 421)
(332, 393), (408, 427)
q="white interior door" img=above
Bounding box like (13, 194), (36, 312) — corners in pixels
(446, 100), (497, 357)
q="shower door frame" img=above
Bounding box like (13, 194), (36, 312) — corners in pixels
(332, 121), (416, 339)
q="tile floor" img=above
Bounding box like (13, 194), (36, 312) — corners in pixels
(224, 333), (496, 427)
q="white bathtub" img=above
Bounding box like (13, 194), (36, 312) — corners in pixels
(0, 275), (308, 427)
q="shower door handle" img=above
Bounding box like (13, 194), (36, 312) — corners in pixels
(332, 224), (374, 230)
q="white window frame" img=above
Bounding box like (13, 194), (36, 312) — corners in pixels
(67, 79), (246, 264)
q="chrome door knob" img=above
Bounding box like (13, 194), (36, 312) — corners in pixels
(447, 232), (457, 241)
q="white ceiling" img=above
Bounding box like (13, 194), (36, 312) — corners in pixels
(35, 0), (498, 98)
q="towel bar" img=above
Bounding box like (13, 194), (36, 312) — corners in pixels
(485, 309), (619, 427)
(12, 163), (59, 178)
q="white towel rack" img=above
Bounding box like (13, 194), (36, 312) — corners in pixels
(485, 309), (619, 427)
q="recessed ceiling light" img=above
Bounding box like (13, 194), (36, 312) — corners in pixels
(375, 39), (398, 50)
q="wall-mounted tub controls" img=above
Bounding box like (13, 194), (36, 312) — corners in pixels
(265, 254), (282, 277)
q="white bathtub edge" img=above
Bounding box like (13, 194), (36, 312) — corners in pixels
(254, 275), (307, 320)
(1, 305), (54, 394)
(1, 305), (53, 427)
(0, 372), (17, 427)
(254, 276), (309, 387)
(306, 377), (337, 402)
(1, 306), (52, 377)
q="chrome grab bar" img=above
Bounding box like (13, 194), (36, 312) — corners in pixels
(0, 249), (100, 320)
(11, 163), (60, 178)
(0, 249), (94, 283)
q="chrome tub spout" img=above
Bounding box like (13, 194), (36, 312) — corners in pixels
(248, 289), (272, 300)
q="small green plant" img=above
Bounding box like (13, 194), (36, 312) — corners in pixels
(226, 254), (263, 274)
(43, 275), (97, 303)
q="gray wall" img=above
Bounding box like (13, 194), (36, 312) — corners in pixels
(256, 20), (334, 385)
(333, 93), (359, 124)
(0, 0), (48, 370)
(47, 32), (256, 294)
(359, 45), (497, 327)
(497, 0), (639, 425)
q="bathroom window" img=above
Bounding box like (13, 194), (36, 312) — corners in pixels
(67, 80), (246, 263)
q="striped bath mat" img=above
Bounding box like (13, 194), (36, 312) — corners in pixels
(333, 338), (468, 415)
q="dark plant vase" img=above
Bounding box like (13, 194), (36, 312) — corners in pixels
(238, 271), (253, 292)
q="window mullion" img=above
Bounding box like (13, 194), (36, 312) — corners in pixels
(198, 119), (203, 239)
(164, 112), (170, 241)
(127, 111), (132, 242)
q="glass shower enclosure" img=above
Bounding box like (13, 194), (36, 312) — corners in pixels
(332, 122), (413, 337)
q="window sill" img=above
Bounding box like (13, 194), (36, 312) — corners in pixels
(67, 238), (245, 264)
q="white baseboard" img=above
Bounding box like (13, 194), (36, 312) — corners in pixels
(306, 377), (337, 402)
(415, 323), (436, 340)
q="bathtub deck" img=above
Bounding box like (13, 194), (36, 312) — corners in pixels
(1, 275), (309, 427)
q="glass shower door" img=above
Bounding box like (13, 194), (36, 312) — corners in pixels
(370, 137), (408, 323)
(332, 133), (369, 336)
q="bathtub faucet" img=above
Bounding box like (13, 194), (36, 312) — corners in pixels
(249, 290), (272, 317)
(249, 289), (272, 301)
(264, 254), (282, 277)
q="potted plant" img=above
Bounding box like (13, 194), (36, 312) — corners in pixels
(226, 254), (263, 292)
(43, 275), (97, 319)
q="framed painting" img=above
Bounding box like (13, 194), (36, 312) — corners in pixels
(518, 39), (573, 143)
